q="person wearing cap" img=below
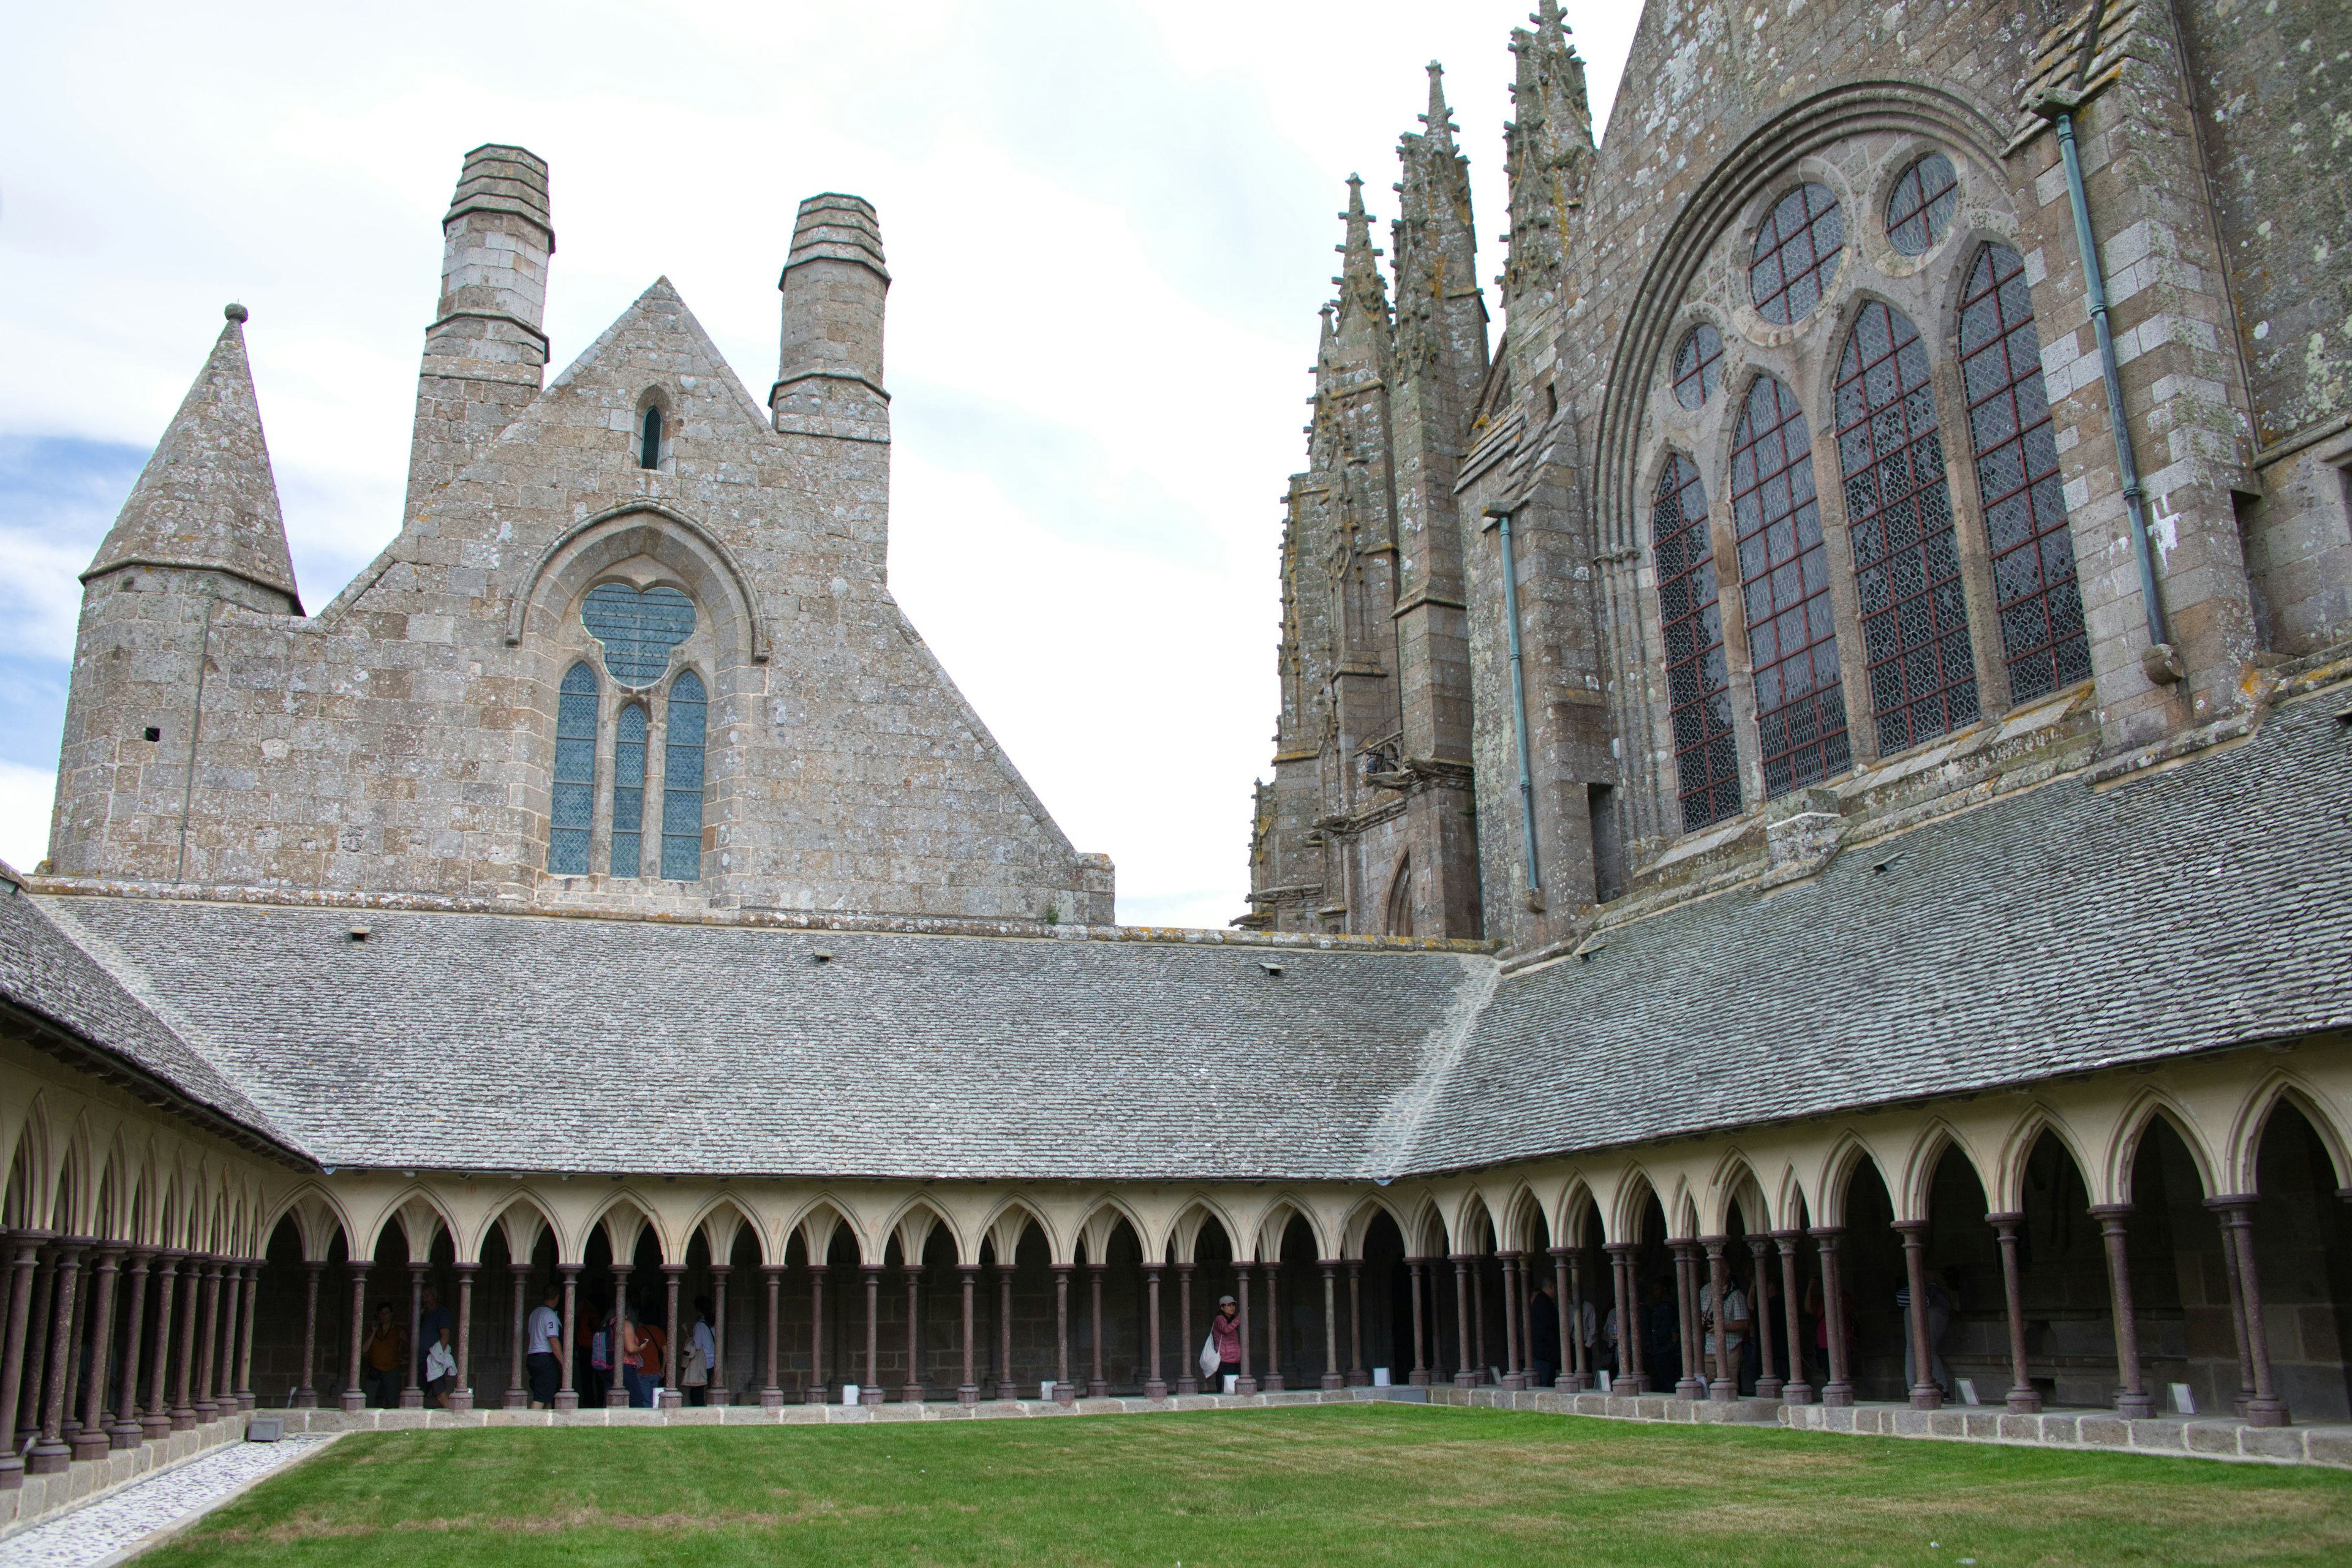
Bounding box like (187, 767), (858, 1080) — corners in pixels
(1210, 1294), (1243, 1387)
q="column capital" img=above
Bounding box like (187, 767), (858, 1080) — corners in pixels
(2201, 1193), (2258, 1213)
(1984, 1210), (2024, 1227)
(1806, 1225), (1845, 1241)
(1603, 1240), (1640, 1257)
(1893, 1219), (1932, 1238)
(2086, 1202), (2134, 1224)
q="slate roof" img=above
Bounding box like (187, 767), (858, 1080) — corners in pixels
(1409, 689), (2352, 1173)
(8, 688), (2348, 1182)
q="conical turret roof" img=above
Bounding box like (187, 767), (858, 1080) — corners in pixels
(86, 305), (299, 606)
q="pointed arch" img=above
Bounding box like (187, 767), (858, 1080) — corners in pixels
(785, 1195), (862, 1267)
(1650, 445), (1740, 830)
(1254, 1196), (1331, 1262)
(510, 499), (770, 666)
(261, 1182), (357, 1264)
(682, 1193), (764, 1266)
(490, 1191), (562, 1265)
(1551, 1177), (1604, 1250)
(1705, 1149), (1770, 1235)
(1076, 1194), (1148, 1267)
(2230, 1071), (2352, 1196)
(1815, 1133), (1897, 1227)
(1898, 1118), (1991, 1223)
(1729, 370), (1849, 794)
(1338, 1191), (1413, 1261)
(2101, 1091), (2215, 1207)
(583, 1189), (666, 1265)
(883, 1194), (964, 1267)
(1612, 1167), (1662, 1246)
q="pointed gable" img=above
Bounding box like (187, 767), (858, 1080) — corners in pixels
(86, 304), (300, 606)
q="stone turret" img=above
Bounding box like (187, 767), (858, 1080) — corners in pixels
(1501, 1), (1593, 317)
(404, 144), (554, 516)
(772, 194), (890, 444)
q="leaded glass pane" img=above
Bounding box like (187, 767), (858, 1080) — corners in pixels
(611, 704), (646, 877)
(582, 582), (696, 687)
(1651, 453), (1741, 831)
(1672, 325), (1724, 410)
(661, 669), (707, 881)
(549, 662), (598, 875)
(1886, 153), (1958, 256)
(1730, 375), (1850, 795)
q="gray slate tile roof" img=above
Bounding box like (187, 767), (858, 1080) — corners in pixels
(1407, 690), (2352, 1174)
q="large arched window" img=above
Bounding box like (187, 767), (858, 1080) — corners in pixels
(1653, 452), (1740, 830)
(1834, 300), (1978, 753)
(611, 704), (647, 876)
(1960, 243), (2089, 700)
(1730, 375), (1849, 795)
(660, 669), (707, 881)
(550, 662), (599, 875)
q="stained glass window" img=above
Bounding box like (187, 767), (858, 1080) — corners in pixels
(661, 669), (706, 881)
(1653, 453), (1741, 831)
(1835, 301), (1978, 753)
(1959, 243), (2090, 701)
(1886, 153), (1958, 256)
(640, 405), (663, 470)
(1730, 375), (1850, 794)
(611, 704), (646, 876)
(550, 662), (598, 875)
(1672, 325), (1724, 410)
(1750, 183), (1845, 325)
(582, 582), (695, 686)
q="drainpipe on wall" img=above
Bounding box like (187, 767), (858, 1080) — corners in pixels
(2037, 91), (2179, 684)
(1487, 505), (1543, 911)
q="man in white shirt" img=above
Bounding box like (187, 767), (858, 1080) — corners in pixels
(526, 1284), (565, 1409)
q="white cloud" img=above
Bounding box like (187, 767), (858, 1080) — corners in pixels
(0, 764), (55, 875)
(0, 0), (1635, 923)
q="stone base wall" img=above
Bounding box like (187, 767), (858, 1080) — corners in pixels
(0, 1411), (250, 1540)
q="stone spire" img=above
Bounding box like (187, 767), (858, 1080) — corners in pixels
(1502, 0), (1594, 314)
(1392, 61), (1488, 392)
(1333, 175), (1391, 344)
(85, 304), (300, 609)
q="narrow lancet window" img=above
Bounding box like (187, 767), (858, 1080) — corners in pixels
(1835, 300), (1977, 753)
(1959, 243), (2089, 700)
(1653, 452), (1740, 831)
(1730, 375), (1850, 794)
(550, 662), (599, 875)
(639, 405), (663, 470)
(611, 704), (646, 876)
(660, 669), (706, 881)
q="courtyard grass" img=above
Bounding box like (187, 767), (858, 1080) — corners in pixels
(143, 1404), (2352, 1568)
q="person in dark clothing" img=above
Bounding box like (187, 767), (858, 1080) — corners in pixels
(1643, 1277), (1679, 1381)
(417, 1286), (454, 1407)
(1526, 1278), (1560, 1388)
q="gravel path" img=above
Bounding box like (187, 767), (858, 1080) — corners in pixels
(0, 1436), (336, 1568)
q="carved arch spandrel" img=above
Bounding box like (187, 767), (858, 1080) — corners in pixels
(509, 502), (768, 665)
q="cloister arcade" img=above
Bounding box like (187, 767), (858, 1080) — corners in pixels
(4, 1038), (2350, 1485)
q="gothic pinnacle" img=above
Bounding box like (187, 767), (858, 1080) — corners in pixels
(1421, 62), (1456, 150)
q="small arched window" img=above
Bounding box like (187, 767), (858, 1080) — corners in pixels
(660, 669), (707, 881)
(1959, 243), (2090, 700)
(550, 662), (600, 875)
(1672, 325), (1723, 410)
(1652, 452), (1740, 831)
(1730, 375), (1849, 794)
(1885, 153), (1958, 255)
(611, 704), (647, 876)
(1834, 300), (1978, 753)
(1751, 183), (1845, 325)
(639, 405), (663, 470)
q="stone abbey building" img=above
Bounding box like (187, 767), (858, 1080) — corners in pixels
(6, 0), (2352, 1519)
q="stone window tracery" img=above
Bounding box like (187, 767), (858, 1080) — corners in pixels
(1652, 453), (1740, 831)
(612, 703), (647, 876)
(1835, 301), (1978, 753)
(1672, 325), (1724, 410)
(661, 669), (707, 881)
(1960, 243), (2089, 701)
(550, 662), (600, 876)
(1730, 375), (1849, 794)
(582, 582), (696, 685)
(1885, 153), (1958, 257)
(1750, 183), (1845, 325)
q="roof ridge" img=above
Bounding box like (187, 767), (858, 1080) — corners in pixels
(1359, 952), (1502, 1180)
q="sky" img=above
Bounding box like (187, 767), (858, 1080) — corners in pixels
(0, 0), (1637, 929)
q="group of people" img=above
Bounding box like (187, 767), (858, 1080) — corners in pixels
(361, 1280), (721, 1409)
(358, 1286), (461, 1408)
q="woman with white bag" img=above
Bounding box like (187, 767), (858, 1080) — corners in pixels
(1205, 1294), (1243, 1392)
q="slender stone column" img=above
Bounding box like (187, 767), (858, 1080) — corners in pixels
(1469, 1257), (1487, 1383)
(709, 1264), (731, 1408)
(1603, 1243), (1636, 1392)
(1551, 1248), (1578, 1390)
(994, 1262), (1017, 1400)
(805, 1263), (827, 1404)
(1746, 1237), (1780, 1399)
(29, 1242), (83, 1472)
(860, 1265), (883, 1405)
(1498, 1253), (1524, 1390)
(958, 1264), (979, 1404)
(900, 1262), (924, 1404)
(2209, 1197), (2288, 1427)
(1812, 1228), (1852, 1406)
(192, 1256), (222, 1420)
(1232, 1264), (1256, 1396)
(449, 1266), (476, 1414)
(72, 1247), (122, 1459)
(660, 1265), (683, 1409)
(1406, 1259), (1428, 1386)
(111, 1248), (151, 1447)
(605, 1262), (631, 1408)
(761, 1265), (785, 1408)
(141, 1251), (178, 1439)
(1317, 1262), (1341, 1390)
(1891, 1221), (1941, 1410)
(1175, 1264), (1197, 1396)
(2088, 1204), (2154, 1420)
(1085, 1262), (1107, 1398)
(400, 1262), (426, 1409)
(1985, 1213), (2038, 1412)
(235, 1261), (258, 1412)
(1050, 1264), (1072, 1403)
(202, 1259), (228, 1415)
(504, 1264), (529, 1410)
(1143, 1266), (1166, 1399)
(1446, 1255), (1472, 1387)
(1703, 1238), (1736, 1401)
(17, 1248), (54, 1450)
(1773, 1232), (1812, 1404)
(1670, 1242), (1701, 1399)
(1264, 1265), (1286, 1392)
(2213, 1199), (2258, 1415)
(294, 1261), (323, 1410)
(1346, 1261), (1366, 1386)
(552, 1267), (579, 1412)
(59, 1249), (91, 1452)
(0, 1231), (46, 1488)
(338, 1266), (367, 1415)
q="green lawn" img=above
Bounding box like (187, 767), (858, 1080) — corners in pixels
(146, 1405), (2352, 1567)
